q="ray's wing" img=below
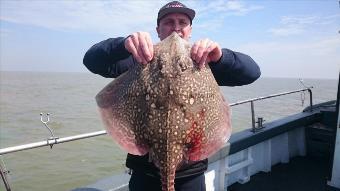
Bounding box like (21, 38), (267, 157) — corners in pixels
(96, 67), (149, 155)
(183, 69), (232, 161)
(187, 94), (231, 161)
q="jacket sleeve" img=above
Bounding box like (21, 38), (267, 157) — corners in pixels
(209, 48), (261, 86)
(83, 37), (134, 78)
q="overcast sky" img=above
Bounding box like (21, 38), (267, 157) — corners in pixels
(0, 0), (339, 79)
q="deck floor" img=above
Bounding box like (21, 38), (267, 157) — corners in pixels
(228, 156), (330, 191)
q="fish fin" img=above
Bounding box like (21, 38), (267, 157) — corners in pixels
(188, 100), (231, 161)
(96, 70), (149, 155)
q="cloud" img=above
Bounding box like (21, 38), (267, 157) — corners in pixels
(189, 0), (263, 32)
(0, 28), (11, 38)
(193, 0), (263, 16)
(0, 0), (263, 36)
(269, 14), (340, 36)
(236, 36), (340, 79)
(268, 26), (304, 36)
(223, 0), (263, 15)
(0, 0), (168, 36)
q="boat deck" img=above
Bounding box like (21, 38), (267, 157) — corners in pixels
(228, 156), (331, 191)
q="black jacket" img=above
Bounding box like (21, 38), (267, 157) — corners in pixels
(83, 36), (261, 178)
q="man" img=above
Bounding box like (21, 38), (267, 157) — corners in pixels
(83, 1), (261, 190)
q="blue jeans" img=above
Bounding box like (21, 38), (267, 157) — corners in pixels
(128, 171), (206, 191)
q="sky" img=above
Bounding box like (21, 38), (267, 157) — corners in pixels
(0, 0), (339, 79)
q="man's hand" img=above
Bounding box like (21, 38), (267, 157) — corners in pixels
(124, 32), (154, 64)
(191, 39), (222, 69)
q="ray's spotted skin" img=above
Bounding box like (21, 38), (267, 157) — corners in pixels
(96, 32), (231, 191)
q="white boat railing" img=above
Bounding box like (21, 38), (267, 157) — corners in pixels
(0, 87), (313, 191)
(0, 130), (107, 155)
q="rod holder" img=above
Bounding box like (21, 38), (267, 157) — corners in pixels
(40, 113), (58, 149)
(256, 117), (265, 129)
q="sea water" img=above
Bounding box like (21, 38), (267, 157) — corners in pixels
(0, 71), (337, 191)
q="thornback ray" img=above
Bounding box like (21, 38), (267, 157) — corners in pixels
(95, 32), (231, 191)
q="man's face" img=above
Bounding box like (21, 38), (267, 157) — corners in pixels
(156, 13), (192, 41)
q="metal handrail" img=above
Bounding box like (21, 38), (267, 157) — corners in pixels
(0, 87), (313, 155)
(0, 131), (107, 155)
(230, 88), (313, 107)
(0, 161), (11, 191)
(229, 87), (313, 131)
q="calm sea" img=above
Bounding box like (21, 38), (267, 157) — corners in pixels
(0, 71), (337, 191)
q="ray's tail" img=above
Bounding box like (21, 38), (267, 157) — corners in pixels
(160, 167), (176, 191)
(157, 144), (183, 191)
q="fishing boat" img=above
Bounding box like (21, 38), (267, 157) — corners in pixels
(1, 75), (339, 191)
